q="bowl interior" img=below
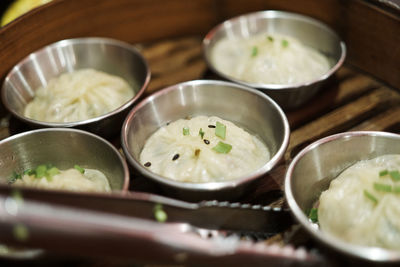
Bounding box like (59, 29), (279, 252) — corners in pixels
(123, 80), (289, 189)
(0, 129), (128, 191)
(286, 132), (400, 261)
(204, 10), (344, 86)
(2, 38), (148, 119)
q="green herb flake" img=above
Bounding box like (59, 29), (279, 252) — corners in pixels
(13, 224), (29, 242)
(379, 169), (389, 177)
(215, 121), (226, 140)
(389, 170), (400, 181)
(251, 46), (258, 57)
(153, 204), (167, 223)
(267, 35), (274, 42)
(183, 127), (190, 136)
(199, 128), (205, 139)
(34, 165), (47, 178)
(373, 182), (392, 193)
(47, 167), (60, 178)
(282, 39), (289, 47)
(212, 141), (232, 154)
(308, 208), (318, 223)
(23, 169), (35, 176)
(9, 171), (21, 183)
(11, 189), (24, 205)
(74, 165), (85, 174)
(394, 186), (400, 194)
(364, 190), (378, 204)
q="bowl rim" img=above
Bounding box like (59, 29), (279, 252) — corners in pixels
(203, 10), (347, 90)
(1, 128), (130, 192)
(284, 130), (400, 262)
(1, 37), (151, 127)
(121, 79), (290, 191)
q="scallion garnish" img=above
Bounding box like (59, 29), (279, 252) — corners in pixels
(373, 182), (392, 192)
(389, 170), (400, 181)
(364, 190), (378, 204)
(153, 204), (167, 223)
(394, 186), (400, 194)
(183, 127), (190, 136)
(35, 165), (47, 178)
(74, 165), (85, 174)
(282, 39), (289, 47)
(9, 171), (22, 184)
(23, 169), (35, 176)
(251, 46), (258, 57)
(308, 208), (318, 223)
(379, 169), (389, 177)
(212, 141), (232, 154)
(47, 167), (60, 177)
(199, 128), (205, 139)
(267, 36), (274, 42)
(215, 121), (226, 140)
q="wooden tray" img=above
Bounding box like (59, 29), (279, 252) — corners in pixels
(0, 0), (399, 265)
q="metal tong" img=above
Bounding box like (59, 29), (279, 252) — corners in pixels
(0, 186), (325, 266)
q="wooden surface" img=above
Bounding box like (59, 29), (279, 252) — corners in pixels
(0, 0), (399, 89)
(0, 0), (399, 265)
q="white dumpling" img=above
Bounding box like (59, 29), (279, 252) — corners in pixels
(139, 116), (270, 183)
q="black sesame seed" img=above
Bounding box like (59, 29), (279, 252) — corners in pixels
(172, 154), (180, 161)
(208, 125), (216, 128)
(204, 139), (210, 145)
(144, 162), (151, 167)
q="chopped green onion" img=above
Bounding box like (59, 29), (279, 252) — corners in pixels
(35, 165), (47, 178)
(251, 46), (258, 57)
(215, 121), (226, 140)
(183, 127), (190, 136)
(47, 167), (60, 177)
(212, 141), (232, 154)
(199, 128), (205, 139)
(282, 39), (289, 47)
(13, 224), (29, 242)
(154, 204), (167, 223)
(23, 169), (35, 176)
(267, 35), (274, 42)
(308, 208), (318, 223)
(389, 170), (400, 181)
(373, 182), (392, 192)
(11, 189), (23, 205)
(379, 169), (389, 177)
(394, 186), (400, 194)
(74, 165), (85, 174)
(364, 190), (378, 204)
(9, 171), (21, 183)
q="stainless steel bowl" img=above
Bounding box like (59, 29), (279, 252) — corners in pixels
(203, 10), (346, 109)
(121, 80), (289, 201)
(0, 128), (130, 191)
(285, 131), (400, 262)
(1, 37), (150, 138)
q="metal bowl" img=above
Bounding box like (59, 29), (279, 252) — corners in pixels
(121, 80), (289, 201)
(0, 128), (130, 192)
(1, 37), (150, 138)
(203, 10), (346, 110)
(285, 131), (400, 262)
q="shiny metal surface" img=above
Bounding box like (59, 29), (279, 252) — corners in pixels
(203, 10), (346, 109)
(1, 37), (150, 138)
(0, 128), (129, 191)
(285, 131), (400, 262)
(121, 80), (289, 201)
